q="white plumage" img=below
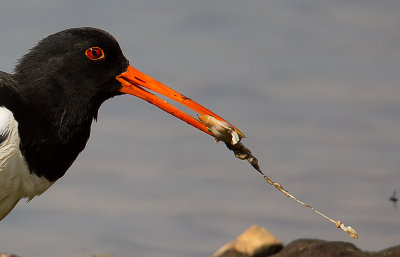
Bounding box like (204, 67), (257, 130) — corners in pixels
(0, 107), (53, 220)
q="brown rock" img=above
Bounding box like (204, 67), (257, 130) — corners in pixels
(212, 225), (283, 257)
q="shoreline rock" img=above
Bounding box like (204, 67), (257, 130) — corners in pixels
(212, 225), (283, 257)
(213, 225), (400, 257)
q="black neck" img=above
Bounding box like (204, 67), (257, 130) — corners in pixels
(10, 77), (105, 181)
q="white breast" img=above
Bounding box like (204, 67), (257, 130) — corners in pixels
(0, 107), (54, 220)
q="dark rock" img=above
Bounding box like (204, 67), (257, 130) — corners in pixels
(269, 239), (400, 257)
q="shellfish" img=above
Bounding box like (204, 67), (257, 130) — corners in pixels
(197, 114), (245, 145)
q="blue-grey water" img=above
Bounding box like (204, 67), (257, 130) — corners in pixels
(1, 1), (399, 256)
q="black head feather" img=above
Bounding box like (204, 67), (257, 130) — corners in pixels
(10, 27), (129, 181)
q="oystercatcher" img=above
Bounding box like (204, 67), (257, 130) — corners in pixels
(0, 27), (242, 220)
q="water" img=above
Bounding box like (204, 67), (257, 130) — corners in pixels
(1, 1), (399, 256)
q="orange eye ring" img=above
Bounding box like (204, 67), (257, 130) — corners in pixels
(85, 47), (105, 61)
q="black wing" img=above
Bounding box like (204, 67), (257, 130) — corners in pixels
(0, 71), (19, 109)
(0, 71), (17, 144)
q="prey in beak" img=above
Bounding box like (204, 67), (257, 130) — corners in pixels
(116, 65), (245, 140)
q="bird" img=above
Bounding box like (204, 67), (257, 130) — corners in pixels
(0, 27), (242, 220)
(389, 190), (398, 208)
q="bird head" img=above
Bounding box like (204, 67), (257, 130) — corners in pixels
(14, 27), (243, 137)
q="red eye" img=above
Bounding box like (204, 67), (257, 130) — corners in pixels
(85, 47), (105, 60)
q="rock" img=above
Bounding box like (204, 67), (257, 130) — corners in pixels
(269, 239), (400, 257)
(212, 225), (283, 257)
(0, 254), (21, 257)
(213, 225), (400, 257)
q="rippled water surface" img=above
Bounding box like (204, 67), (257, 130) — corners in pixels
(1, 1), (399, 256)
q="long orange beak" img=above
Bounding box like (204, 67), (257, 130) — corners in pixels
(116, 65), (244, 138)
